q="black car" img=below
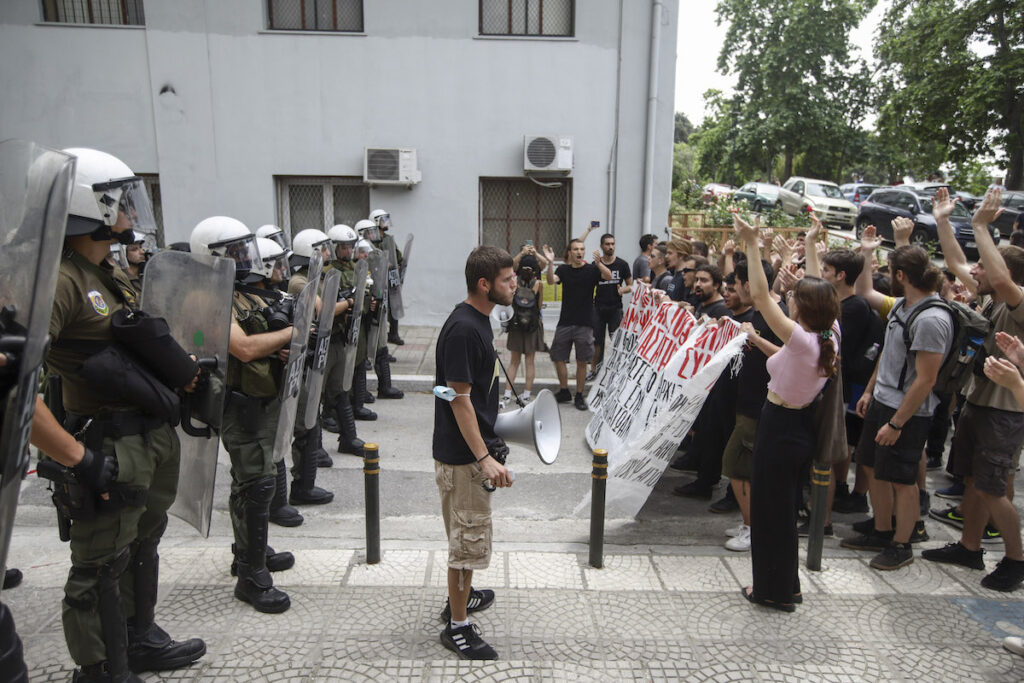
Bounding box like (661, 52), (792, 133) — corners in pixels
(987, 190), (1024, 238)
(856, 188), (999, 259)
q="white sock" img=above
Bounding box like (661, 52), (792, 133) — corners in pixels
(502, 390), (512, 399)
(522, 390), (531, 400)
(450, 618), (469, 629)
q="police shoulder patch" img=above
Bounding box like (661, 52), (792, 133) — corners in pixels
(87, 290), (110, 317)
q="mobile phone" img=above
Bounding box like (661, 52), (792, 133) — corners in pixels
(591, 220), (600, 228)
(526, 239), (533, 246)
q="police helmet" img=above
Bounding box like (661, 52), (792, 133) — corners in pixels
(63, 147), (157, 246)
(355, 238), (374, 258)
(355, 218), (381, 243)
(291, 228), (333, 268)
(254, 236), (289, 284)
(369, 209), (390, 230)
(256, 224), (289, 250)
(328, 224), (358, 247)
(190, 216), (260, 282)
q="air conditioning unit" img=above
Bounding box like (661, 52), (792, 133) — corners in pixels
(524, 135), (573, 174)
(363, 147), (421, 186)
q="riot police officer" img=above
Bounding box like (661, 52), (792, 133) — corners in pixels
(355, 219), (404, 400)
(191, 217), (294, 614)
(30, 148), (205, 681)
(287, 229), (338, 504)
(368, 208), (406, 346)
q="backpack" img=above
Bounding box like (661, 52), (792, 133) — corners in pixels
(509, 280), (539, 333)
(847, 309), (885, 388)
(891, 298), (991, 396)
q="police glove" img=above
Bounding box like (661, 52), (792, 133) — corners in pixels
(72, 446), (118, 492)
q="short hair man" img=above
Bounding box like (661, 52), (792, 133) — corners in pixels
(434, 245), (515, 660)
(633, 234), (658, 284)
(543, 238), (613, 410)
(591, 233), (633, 378)
(693, 264), (729, 318)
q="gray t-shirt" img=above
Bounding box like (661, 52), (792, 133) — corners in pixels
(873, 294), (954, 416)
(632, 254), (651, 282)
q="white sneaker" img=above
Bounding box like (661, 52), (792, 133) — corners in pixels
(1004, 637), (1024, 657)
(725, 525), (751, 552)
(498, 399), (507, 410)
(725, 524), (746, 538)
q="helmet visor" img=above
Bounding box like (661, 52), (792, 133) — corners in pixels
(313, 238), (333, 264)
(359, 225), (382, 242)
(113, 178), (158, 247)
(108, 244), (129, 270)
(265, 253), (290, 284)
(375, 213), (391, 229)
(267, 230), (288, 250)
(211, 233), (260, 275)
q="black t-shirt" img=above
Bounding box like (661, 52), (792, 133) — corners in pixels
(664, 271), (687, 301)
(696, 298), (730, 319)
(652, 270), (673, 291)
(838, 294), (871, 396)
(594, 257), (631, 309)
(433, 303), (503, 465)
(556, 262), (602, 326)
(736, 305), (787, 418)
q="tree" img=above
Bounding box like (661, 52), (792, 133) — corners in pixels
(674, 112), (695, 144)
(714, 0), (875, 180)
(875, 0), (1024, 189)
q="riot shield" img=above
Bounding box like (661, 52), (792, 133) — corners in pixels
(366, 248), (390, 352)
(387, 237), (404, 320)
(0, 140), (76, 590)
(302, 268), (340, 430)
(139, 250), (234, 537)
(399, 234), (413, 283)
(273, 274), (318, 462)
(341, 259), (368, 392)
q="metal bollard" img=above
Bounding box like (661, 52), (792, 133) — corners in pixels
(363, 443), (380, 565)
(589, 449), (608, 568)
(805, 464), (831, 571)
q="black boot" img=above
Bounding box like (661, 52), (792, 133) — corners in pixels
(268, 460), (303, 527)
(0, 603), (28, 683)
(375, 347), (404, 399)
(126, 517), (205, 673)
(352, 366), (377, 420)
(388, 315), (404, 345)
(289, 427), (335, 505)
(337, 392), (366, 455)
(70, 550), (142, 682)
(230, 543), (295, 576)
(234, 477), (291, 614)
(312, 406), (336, 467)
(319, 404), (340, 434)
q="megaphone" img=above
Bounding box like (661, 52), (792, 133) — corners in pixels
(494, 388), (561, 464)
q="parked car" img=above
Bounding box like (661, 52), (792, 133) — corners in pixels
(701, 183), (735, 203)
(856, 187), (999, 259)
(733, 182), (781, 212)
(840, 182), (880, 205)
(986, 190), (1024, 238)
(777, 177), (858, 229)
(898, 182), (979, 210)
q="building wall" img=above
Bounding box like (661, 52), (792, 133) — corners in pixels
(0, 0), (678, 324)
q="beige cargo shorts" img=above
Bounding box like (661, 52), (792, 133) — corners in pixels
(435, 460), (492, 570)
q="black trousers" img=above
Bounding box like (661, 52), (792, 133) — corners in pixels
(750, 401), (815, 604)
(692, 372), (739, 487)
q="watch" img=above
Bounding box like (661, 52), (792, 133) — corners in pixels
(886, 420), (903, 431)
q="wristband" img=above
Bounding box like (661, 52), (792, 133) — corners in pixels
(886, 420), (903, 431)
(477, 453), (491, 463)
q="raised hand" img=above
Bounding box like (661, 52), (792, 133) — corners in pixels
(984, 356), (1024, 391)
(995, 331), (1024, 369)
(860, 224), (882, 253)
(806, 214), (823, 243)
(772, 233), (794, 263)
(542, 244), (555, 262)
(722, 239), (736, 257)
(973, 189), (1005, 230)
(932, 187), (957, 221)
(891, 216), (914, 246)
(733, 212), (759, 245)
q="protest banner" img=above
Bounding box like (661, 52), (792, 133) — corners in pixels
(586, 283), (657, 411)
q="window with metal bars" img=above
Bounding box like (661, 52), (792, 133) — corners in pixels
(479, 0), (574, 37)
(267, 0), (364, 32)
(480, 178), (570, 256)
(41, 0), (144, 25)
(276, 177), (369, 241)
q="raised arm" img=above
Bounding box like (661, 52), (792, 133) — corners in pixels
(593, 251), (613, 281)
(734, 213), (795, 343)
(932, 188), (975, 294)
(854, 225), (887, 312)
(542, 244), (559, 285)
(804, 215), (823, 278)
(972, 189), (1021, 306)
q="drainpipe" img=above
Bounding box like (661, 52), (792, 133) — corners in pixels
(641, 0), (665, 236)
(606, 0), (625, 236)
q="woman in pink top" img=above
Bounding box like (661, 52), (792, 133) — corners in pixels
(734, 214), (840, 612)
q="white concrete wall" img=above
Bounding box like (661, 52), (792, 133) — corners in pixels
(0, 0), (677, 324)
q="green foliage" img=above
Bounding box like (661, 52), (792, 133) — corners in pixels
(949, 158), (995, 197)
(874, 0), (1024, 189)
(671, 180), (704, 212)
(674, 112), (695, 144)
(672, 142), (697, 190)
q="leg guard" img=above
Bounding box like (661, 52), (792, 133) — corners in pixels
(352, 367), (377, 420)
(268, 460), (303, 527)
(233, 477), (290, 614)
(336, 393), (366, 455)
(375, 346), (404, 399)
(65, 549), (133, 681)
(289, 427), (335, 505)
(0, 603), (28, 683)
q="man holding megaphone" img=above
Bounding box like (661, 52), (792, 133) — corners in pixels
(433, 246), (516, 661)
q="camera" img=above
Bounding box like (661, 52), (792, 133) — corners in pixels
(264, 294), (295, 331)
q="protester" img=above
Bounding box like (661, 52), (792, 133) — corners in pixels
(591, 233), (633, 379)
(651, 244), (673, 291)
(633, 234), (657, 284)
(502, 264), (545, 407)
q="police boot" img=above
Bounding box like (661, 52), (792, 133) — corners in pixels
(234, 477), (291, 614)
(289, 428), (335, 506)
(0, 603), (28, 683)
(268, 460), (303, 527)
(336, 392), (366, 455)
(230, 543), (295, 576)
(375, 346), (405, 399)
(388, 316), (404, 345)
(319, 401), (340, 434)
(126, 517), (206, 673)
(352, 367), (377, 420)
(70, 549), (142, 682)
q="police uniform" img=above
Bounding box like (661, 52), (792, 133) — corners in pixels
(322, 259), (367, 451)
(368, 234), (404, 399)
(222, 290), (292, 612)
(46, 249), (202, 674)
(381, 231), (405, 345)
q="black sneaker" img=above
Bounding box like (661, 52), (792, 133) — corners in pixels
(832, 492), (869, 514)
(669, 452), (698, 472)
(982, 524), (1004, 544)
(851, 516), (877, 534)
(926, 454), (943, 470)
(870, 543), (914, 571)
(929, 505), (964, 530)
(708, 489), (738, 514)
(921, 541), (985, 570)
(909, 520), (929, 544)
(574, 393), (588, 411)
(438, 587), (496, 622)
(840, 529), (894, 552)
(982, 557), (1024, 592)
(440, 623), (498, 660)
(672, 480), (713, 500)
(797, 520), (834, 537)
(554, 388), (572, 403)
